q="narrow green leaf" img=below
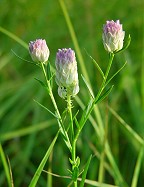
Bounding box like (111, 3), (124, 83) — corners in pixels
(79, 155), (92, 187)
(0, 144), (11, 187)
(105, 61), (127, 86)
(75, 96), (100, 135)
(11, 49), (39, 66)
(33, 99), (58, 118)
(95, 85), (114, 104)
(84, 49), (105, 79)
(81, 74), (94, 98)
(29, 131), (59, 187)
(7, 157), (14, 187)
(34, 78), (47, 89)
(131, 146), (144, 187)
(72, 110), (80, 129)
(76, 86), (113, 141)
(57, 120), (72, 151)
(79, 98), (94, 129)
(74, 117), (80, 129)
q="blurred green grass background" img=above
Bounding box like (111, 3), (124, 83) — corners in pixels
(0, 0), (144, 186)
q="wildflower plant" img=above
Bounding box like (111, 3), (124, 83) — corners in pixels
(27, 20), (131, 187)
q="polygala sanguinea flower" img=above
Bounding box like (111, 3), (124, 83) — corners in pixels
(102, 20), (125, 53)
(55, 48), (79, 98)
(29, 39), (50, 63)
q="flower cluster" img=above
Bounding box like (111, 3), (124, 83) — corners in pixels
(29, 20), (125, 98)
(102, 20), (125, 53)
(29, 41), (79, 98)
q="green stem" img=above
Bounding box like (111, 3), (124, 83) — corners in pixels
(41, 63), (61, 120)
(41, 63), (72, 151)
(72, 140), (77, 187)
(67, 95), (74, 141)
(67, 95), (77, 187)
(94, 53), (114, 103)
(74, 53), (114, 142)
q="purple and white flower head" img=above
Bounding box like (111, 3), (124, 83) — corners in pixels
(102, 20), (125, 53)
(55, 48), (79, 98)
(29, 39), (50, 63)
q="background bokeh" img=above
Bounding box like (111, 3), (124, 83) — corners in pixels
(0, 0), (143, 186)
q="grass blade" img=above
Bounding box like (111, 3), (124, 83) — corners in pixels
(33, 99), (58, 118)
(7, 157), (14, 187)
(0, 120), (55, 142)
(79, 98), (94, 130)
(0, 26), (28, 49)
(28, 131), (59, 187)
(34, 78), (48, 89)
(105, 61), (127, 86)
(105, 143), (128, 187)
(84, 49), (105, 79)
(81, 75), (94, 98)
(79, 154), (92, 187)
(108, 106), (144, 146)
(11, 49), (38, 66)
(131, 146), (144, 187)
(0, 144), (11, 187)
(59, 0), (89, 83)
(95, 85), (114, 104)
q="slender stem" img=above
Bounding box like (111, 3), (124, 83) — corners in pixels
(41, 63), (72, 151)
(67, 95), (74, 141)
(72, 140), (77, 187)
(94, 53), (114, 103)
(67, 95), (77, 187)
(59, 0), (104, 146)
(41, 63), (61, 120)
(74, 53), (115, 142)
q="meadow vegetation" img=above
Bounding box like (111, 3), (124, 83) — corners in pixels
(0, 0), (143, 186)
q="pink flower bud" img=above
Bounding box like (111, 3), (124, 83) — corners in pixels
(55, 48), (79, 98)
(102, 20), (125, 53)
(29, 39), (50, 63)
